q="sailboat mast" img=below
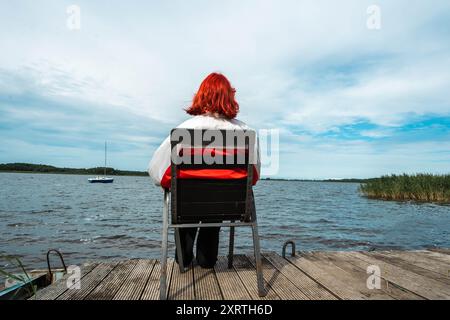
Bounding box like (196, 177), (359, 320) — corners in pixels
(104, 141), (107, 176)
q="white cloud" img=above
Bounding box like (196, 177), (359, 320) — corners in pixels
(359, 129), (393, 138)
(0, 0), (449, 176)
(284, 55), (450, 132)
(277, 139), (450, 179)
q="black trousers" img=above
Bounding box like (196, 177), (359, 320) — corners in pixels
(175, 226), (220, 268)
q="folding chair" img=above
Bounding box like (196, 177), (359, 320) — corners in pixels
(159, 129), (266, 299)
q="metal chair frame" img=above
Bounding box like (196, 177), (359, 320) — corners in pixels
(159, 129), (266, 299)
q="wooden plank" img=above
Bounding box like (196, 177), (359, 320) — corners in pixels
(316, 252), (423, 300)
(414, 250), (450, 265)
(375, 250), (450, 276)
(214, 256), (251, 300)
(247, 254), (309, 300)
(303, 252), (395, 300)
(286, 253), (366, 300)
(168, 261), (195, 300)
(365, 251), (450, 285)
(57, 262), (118, 300)
(232, 255), (279, 300)
(29, 249), (450, 301)
(113, 259), (156, 300)
(428, 248), (450, 256)
(340, 252), (450, 300)
(141, 258), (174, 300)
(31, 263), (98, 300)
(264, 252), (338, 300)
(193, 263), (223, 300)
(85, 260), (138, 300)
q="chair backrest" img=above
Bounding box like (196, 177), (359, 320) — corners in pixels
(170, 129), (256, 224)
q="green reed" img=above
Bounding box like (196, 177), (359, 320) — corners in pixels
(0, 256), (37, 299)
(359, 173), (450, 203)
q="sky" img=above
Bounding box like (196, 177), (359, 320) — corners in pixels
(0, 0), (449, 179)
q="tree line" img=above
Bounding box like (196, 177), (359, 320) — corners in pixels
(0, 163), (147, 176)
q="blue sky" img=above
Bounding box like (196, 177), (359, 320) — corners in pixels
(0, 0), (449, 179)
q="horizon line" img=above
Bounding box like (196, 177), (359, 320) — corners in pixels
(1, 162), (448, 181)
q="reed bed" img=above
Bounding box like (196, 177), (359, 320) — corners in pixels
(359, 173), (450, 203)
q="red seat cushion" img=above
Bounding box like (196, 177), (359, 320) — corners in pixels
(160, 166), (259, 190)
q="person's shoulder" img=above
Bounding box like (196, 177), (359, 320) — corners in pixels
(229, 118), (259, 134)
(176, 115), (232, 128)
(175, 115), (255, 131)
(229, 118), (250, 129)
(176, 116), (203, 128)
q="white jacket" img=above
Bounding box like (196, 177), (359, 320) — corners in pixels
(148, 114), (260, 188)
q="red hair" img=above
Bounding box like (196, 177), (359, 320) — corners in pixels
(186, 73), (239, 119)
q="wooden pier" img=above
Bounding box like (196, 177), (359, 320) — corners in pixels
(31, 249), (450, 300)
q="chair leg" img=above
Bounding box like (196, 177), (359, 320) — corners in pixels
(251, 222), (266, 297)
(174, 228), (185, 273)
(160, 190), (170, 300)
(228, 224), (235, 269)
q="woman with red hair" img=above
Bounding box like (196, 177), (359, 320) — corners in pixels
(148, 73), (260, 268)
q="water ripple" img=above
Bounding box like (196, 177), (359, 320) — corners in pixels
(0, 173), (449, 270)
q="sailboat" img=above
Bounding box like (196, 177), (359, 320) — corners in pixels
(88, 141), (114, 183)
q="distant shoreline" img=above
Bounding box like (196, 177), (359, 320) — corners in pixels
(0, 163), (147, 177)
(0, 162), (369, 182)
(0, 170), (146, 177)
(0, 170), (367, 182)
(2, 164), (448, 202)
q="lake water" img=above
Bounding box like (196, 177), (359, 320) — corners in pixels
(1, 172), (449, 272)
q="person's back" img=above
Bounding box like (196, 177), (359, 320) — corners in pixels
(148, 73), (260, 268)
